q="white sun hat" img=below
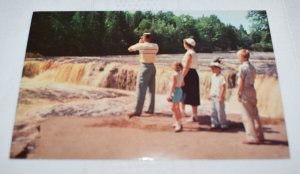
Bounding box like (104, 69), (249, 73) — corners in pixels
(209, 62), (222, 69)
(184, 38), (196, 47)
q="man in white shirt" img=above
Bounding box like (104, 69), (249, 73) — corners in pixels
(127, 33), (159, 118)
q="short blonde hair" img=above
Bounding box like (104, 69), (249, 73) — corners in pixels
(172, 61), (183, 72)
(237, 49), (250, 59)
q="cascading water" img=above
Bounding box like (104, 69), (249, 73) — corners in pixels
(20, 54), (284, 119)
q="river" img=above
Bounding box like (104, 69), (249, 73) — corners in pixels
(16, 52), (284, 124)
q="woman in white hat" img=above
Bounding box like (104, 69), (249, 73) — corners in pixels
(181, 38), (200, 122)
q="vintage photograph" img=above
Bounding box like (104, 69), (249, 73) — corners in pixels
(10, 11), (289, 159)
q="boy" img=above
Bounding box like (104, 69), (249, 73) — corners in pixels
(237, 49), (265, 144)
(208, 62), (228, 129)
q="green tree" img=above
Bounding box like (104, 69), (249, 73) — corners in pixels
(196, 15), (226, 52)
(176, 15), (200, 40)
(237, 25), (251, 49)
(104, 11), (132, 54)
(247, 11), (273, 51)
(26, 11), (274, 56)
(27, 12), (75, 55)
(69, 12), (106, 55)
(247, 11), (270, 32)
(221, 25), (239, 50)
(152, 19), (179, 53)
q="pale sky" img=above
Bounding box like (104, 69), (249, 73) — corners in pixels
(173, 11), (252, 32)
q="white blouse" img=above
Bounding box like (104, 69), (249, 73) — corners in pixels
(182, 49), (198, 69)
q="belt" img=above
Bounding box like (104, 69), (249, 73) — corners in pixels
(141, 62), (154, 65)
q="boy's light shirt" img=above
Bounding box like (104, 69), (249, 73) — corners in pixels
(210, 73), (226, 97)
(238, 61), (256, 88)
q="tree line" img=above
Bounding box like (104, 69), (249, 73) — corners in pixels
(26, 11), (273, 56)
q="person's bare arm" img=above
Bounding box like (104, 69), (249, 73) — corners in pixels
(128, 38), (144, 52)
(167, 76), (177, 102)
(128, 43), (138, 52)
(237, 77), (244, 102)
(208, 78), (212, 100)
(182, 54), (192, 78)
(222, 62), (239, 71)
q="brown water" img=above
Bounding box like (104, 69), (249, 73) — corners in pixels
(17, 53), (284, 120)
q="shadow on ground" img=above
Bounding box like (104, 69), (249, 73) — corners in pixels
(86, 114), (288, 146)
(260, 139), (288, 146)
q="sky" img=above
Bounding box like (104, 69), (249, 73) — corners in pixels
(173, 11), (252, 32)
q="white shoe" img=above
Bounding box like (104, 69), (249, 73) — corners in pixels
(221, 124), (228, 129)
(186, 116), (195, 123)
(174, 124), (183, 132)
(211, 124), (219, 129)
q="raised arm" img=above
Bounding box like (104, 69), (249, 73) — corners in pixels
(128, 38), (144, 52)
(128, 43), (138, 52)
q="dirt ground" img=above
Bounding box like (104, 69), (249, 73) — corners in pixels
(26, 114), (289, 160)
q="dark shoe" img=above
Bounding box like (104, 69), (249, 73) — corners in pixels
(258, 136), (265, 143)
(127, 112), (140, 119)
(258, 139), (265, 144)
(144, 111), (154, 115)
(242, 140), (260, 145)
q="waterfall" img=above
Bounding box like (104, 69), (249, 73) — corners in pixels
(21, 58), (284, 119)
